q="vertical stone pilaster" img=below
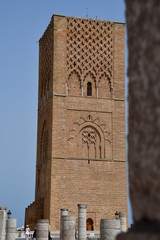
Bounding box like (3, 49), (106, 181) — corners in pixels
(60, 209), (68, 240)
(77, 204), (87, 240)
(36, 219), (49, 240)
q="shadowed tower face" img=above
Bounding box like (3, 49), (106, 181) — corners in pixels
(25, 14), (127, 231)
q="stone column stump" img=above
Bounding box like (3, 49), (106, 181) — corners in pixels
(36, 219), (49, 240)
(60, 209), (68, 240)
(0, 207), (7, 240)
(100, 219), (120, 240)
(119, 212), (126, 232)
(6, 219), (17, 240)
(61, 216), (76, 240)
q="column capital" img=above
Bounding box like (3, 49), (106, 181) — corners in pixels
(77, 204), (87, 209)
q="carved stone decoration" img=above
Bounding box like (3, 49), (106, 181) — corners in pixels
(82, 131), (96, 145)
(68, 114), (111, 159)
(66, 17), (113, 93)
(68, 70), (81, 96)
(39, 21), (52, 105)
(80, 127), (100, 159)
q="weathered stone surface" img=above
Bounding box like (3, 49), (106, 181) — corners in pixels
(119, 212), (126, 232)
(78, 204), (87, 240)
(117, 232), (160, 240)
(60, 209), (68, 240)
(0, 207), (7, 240)
(36, 219), (49, 240)
(126, 0), (160, 222)
(6, 219), (17, 240)
(61, 216), (76, 240)
(100, 219), (120, 240)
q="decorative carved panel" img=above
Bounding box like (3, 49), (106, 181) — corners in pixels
(68, 114), (111, 159)
(67, 17), (113, 90)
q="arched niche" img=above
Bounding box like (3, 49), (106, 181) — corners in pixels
(83, 71), (96, 97)
(75, 122), (105, 159)
(87, 218), (94, 231)
(68, 70), (81, 96)
(98, 72), (111, 98)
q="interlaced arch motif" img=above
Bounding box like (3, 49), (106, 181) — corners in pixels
(68, 70), (81, 96)
(98, 72), (112, 98)
(39, 21), (52, 103)
(66, 17), (113, 93)
(84, 71), (96, 97)
(68, 114), (111, 159)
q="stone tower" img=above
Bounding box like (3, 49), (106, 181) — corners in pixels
(25, 14), (127, 231)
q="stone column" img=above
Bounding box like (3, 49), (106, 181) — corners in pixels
(100, 219), (120, 240)
(61, 216), (76, 240)
(117, 1), (160, 239)
(6, 219), (17, 240)
(96, 81), (98, 98)
(0, 207), (7, 240)
(60, 209), (68, 240)
(81, 81), (83, 96)
(36, 219), (49, 240)
(77, 204), (87, 240)
(119, 212), (126, 232)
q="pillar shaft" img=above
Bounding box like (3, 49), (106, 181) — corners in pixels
(60, 209), (68, 240)
(36, 219), (49, 240)
(100, 219), (120, 240)
(6, 219), (17, 240)
(0, 207), (7, 240)
(61, 216), (76, 240)
(119, 212), (126, 232)
(77, 204), (87, 240)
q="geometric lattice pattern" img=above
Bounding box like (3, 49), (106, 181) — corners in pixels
(39, 22), (52, 100)
(82, 131), (96, 145)
(67, 17), (113, 86)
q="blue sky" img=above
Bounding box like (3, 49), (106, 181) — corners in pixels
(0, 0), (132, 227)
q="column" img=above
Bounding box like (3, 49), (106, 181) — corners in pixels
(96, 81), (98, 98)
(0, 207), (7, 240)
(81, 81), (83, 96)
(6, 219), (17, 240)
(117, 1), (160, 239)
(100, 219), (120, 240)
(119, 212), (126, 232)
(61, 216), (76, 240)
(60, 209), (68, 240)
(36, 219), (49, 240)
(77, 204), (87, 240)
